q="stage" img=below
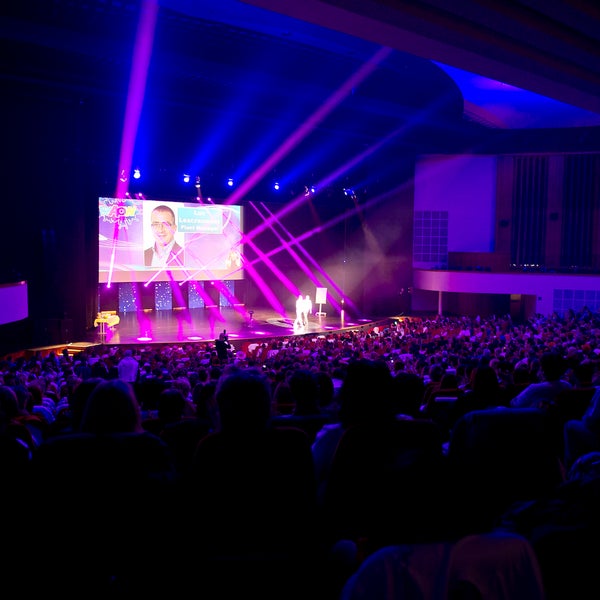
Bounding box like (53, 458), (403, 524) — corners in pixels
(84, 307), (391, 347)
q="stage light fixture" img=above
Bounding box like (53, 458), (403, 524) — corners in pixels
(183, 173), (190, 183)
(119, 169), (128, 183)
(227, 178), (234, 187)
(133, 168), (141, 180)
(310, 185), (316, 193)
(195, 176), (201, 189)
(273, 181), (280, 191)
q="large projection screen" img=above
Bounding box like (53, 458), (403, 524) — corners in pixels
(99, 198), (243, 284)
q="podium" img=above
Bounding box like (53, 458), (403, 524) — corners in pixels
(94, 311), (120, 336)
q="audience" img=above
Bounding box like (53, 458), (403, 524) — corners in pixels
(3, 307), (600, 596)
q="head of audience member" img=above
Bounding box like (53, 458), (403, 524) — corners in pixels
(390, 372), (425, 418)
(63, 377), (104, 434)
(272, 376), (294, 415)
(192, 380), (218, 426)
(571, 360), (596, 388)
(439, 371), (460, 391)
(512, 364), (532, 386)
(337, 359), (396, 427)
(156, 388), (186, 424)
(540, 351), (567, 382)
(172, 376), (192, 401)
(11, 384), (32, 416)
(79, 379), (143, 434)
(0, 385), (19, 434)
(215, 367), (272, 434)
(289, 369), (320, 416)
(470, 364), (501, 395)
(314, 371), (336, 413)
(428, 363), (445, 384)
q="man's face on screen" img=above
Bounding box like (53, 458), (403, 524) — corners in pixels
(150, 209), (176, 247)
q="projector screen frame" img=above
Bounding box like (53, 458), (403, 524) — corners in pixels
(98, 197), (244, 284)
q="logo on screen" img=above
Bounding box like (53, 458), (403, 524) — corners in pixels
(99, 198), (139, 229)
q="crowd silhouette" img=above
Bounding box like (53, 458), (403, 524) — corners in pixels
(3, 307), (600, 597)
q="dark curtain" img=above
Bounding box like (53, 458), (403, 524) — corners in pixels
(560, 154), (599, 270)
(511, 156), (549, 268)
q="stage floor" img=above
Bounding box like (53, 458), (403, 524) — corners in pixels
(86, 307), (390, 346)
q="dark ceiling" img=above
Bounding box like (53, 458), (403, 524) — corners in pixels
(2, 0), (599, 199)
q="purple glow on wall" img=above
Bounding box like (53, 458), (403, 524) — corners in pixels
(0, 281), (28, 325)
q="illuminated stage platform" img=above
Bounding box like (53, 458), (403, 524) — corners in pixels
(85, 307), (391, 347)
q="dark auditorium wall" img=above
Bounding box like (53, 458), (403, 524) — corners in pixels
(4, 81), (121, 349)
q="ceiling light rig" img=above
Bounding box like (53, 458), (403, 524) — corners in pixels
(343, 187), (357, 200)
(195, 176), (203, 202)
(114, 167), (332, 201)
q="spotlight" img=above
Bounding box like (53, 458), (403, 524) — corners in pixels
(227, 178), (234, 187)
(195, 176), (201, 189)
(183, 173), (190, 183)
(310, 185), (316, 194)
(133, 168), (141, 180)
(273, 181), (280, 191)
(119, 169), (128, 183)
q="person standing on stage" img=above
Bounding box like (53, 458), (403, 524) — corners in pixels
(295, 294), (305, 329)
(302, 294), (312, 327)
